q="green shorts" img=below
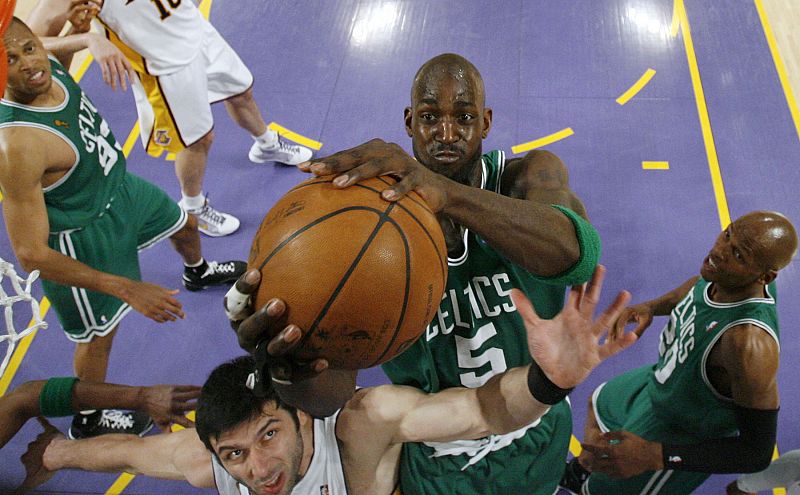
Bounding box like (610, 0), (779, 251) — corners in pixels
(42, 173), (186, 342)
(585, 366), (709, 495)
(399, 398), (572, 495)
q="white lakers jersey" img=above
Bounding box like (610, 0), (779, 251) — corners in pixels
(211, 412), (348, 495)
(98, 0), (206, 74)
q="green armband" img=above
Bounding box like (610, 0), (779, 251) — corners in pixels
(39, 377), (79, 417)
(542, 205), (601, 286)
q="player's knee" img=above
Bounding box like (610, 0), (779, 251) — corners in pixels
(190, 130), (215, 151)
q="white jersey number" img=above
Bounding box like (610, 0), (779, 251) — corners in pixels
(456, 322), (508, 388)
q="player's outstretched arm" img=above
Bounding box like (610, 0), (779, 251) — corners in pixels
(337, 266), (637, 489)
(299, 140), (598, 280)
(612, 276), (699, 338)
(0, 379), (200, 451)
(19, 424), (216, 492)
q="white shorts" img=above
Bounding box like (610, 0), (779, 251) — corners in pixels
(130, 21), (253, 154)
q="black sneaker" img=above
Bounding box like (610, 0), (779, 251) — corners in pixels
(183, 260), (246, 292)
(560, 458), (590, 495)
(68, 410), (154, 439)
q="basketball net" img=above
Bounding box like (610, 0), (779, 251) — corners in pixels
(0, 258), (47, 377)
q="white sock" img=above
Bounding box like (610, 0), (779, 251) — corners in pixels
(184, 257), (205, 269)
(254, 129), (279, 148)
(181, 192), (206, 211)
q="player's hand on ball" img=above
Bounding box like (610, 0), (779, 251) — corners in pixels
(224, 270), (327, 382)
(67, 0), (101, 33)
(512, 265), (638, 389)
(298, 138), (448, 212)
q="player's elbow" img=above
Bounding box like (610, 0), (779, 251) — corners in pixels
(15, 246), (50, 275)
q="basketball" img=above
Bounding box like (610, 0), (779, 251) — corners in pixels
(247, 175), (447, 369)
(0, 0), (15, 96)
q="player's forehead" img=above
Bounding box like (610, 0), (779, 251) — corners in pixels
(211, 403), (283, 451)
(412, 65), (483, 108)
(4, 22), (40, 50)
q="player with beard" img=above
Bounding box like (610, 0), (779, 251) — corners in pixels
(560, 211), (797, 495)
(22, 266), (637, 495)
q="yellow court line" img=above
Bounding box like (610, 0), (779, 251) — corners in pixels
(511, 127), (575, 155)
(104, 473), (136, 495)
(72, 54), (95, 82)
(616, 69), (656, 105)
(754, 0), (800, 143)
(122, 121), (141, 157)
(0, 299), (50, 396)
(642, 161), (670, 170)
(268, 122), (323, 150)
(569, 434), (582, 457)
(673, 0), (731, 229)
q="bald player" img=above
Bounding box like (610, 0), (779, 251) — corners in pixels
(0, 17), (244, 438)
(233, 53), (600, 494)
(560, 211), (798, 495)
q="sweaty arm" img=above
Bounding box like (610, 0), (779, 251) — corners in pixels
(445, 150), (598, 281)
(661, 324), (779, 473)
(44, 428), (216, 487)
(0, 131), (159, 310)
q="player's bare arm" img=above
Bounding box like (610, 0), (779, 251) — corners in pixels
(338, 266), (637, 493)
(583, 323), (779, 478)
(40, 426), (215, 487)
(31, 0), (134, 91)
(300, 139), (592, 277)
(0, 131), (184, 323)
(612, 276), (699, 338)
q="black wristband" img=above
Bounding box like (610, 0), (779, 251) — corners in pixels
(527, 360), (574, 405)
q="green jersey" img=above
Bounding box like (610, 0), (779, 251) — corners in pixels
(649, 278), (779, 440)
(383, 150), (568, 391)
(383, 150), (580, 495)
(0, 57), (125, 232)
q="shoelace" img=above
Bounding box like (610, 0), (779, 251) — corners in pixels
(98, 410), (135, 430)
(198, 203), (226, 226)
(277, 140), (303, 154)
(203, 261), (237, 277)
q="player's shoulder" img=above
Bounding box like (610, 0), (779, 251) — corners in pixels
(338, 385), (423, 434)
(714, 322), (779, 368)
(500, 149), (569, 196)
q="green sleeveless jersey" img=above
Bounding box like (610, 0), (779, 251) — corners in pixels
(0, 58), (125, 232)
(649, 278), (779, 440)
(383, 149), (569, 391)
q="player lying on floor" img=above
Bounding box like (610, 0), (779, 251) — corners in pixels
(20, 266), (637, 495)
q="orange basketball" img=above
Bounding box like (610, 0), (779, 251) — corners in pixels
(248, 175), (447, 369)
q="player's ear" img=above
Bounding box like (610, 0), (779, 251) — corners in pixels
(404, 107), (413, 137)
(760, 270), (777, 285)
(481, 107), (492, 138)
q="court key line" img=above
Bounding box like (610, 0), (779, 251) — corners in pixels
(754, 0), (800, 143)
(673, 3), (784, 494)
(512, 127), (574, 154)
(616, 68), (657, 105)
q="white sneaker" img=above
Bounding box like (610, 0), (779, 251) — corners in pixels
(179, 197), (241, 237)
(249, 138), (313, 166)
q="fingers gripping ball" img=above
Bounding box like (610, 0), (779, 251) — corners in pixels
(248, 175), (447, 369)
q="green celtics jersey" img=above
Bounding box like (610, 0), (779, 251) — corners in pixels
(382, 150), (579, 495)
(649, 278), (779, 440)
(382, 150), (569, 392)
(0, 58), (125, 232)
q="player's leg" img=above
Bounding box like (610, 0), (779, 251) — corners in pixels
(125, 172), (245, 291)
(201, 22), (312, 166)
(134, 62), (239, 237)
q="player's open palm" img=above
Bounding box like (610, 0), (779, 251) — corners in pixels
(511, 265), (638, 389)
(121, 280), (184, 323)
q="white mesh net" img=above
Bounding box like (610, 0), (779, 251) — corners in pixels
(0, 257), (48, 377)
